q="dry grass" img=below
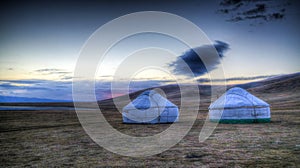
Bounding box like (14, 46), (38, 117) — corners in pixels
(1, 78), (300, 167)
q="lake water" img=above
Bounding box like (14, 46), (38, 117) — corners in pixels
(0, 106), (97, 111)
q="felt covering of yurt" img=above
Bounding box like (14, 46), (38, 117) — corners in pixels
(209, 87), (271, 124)
(122, 90), (179, 124)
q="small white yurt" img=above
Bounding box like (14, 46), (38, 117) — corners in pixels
(209, 87), (271, 124)
(122, 90), (179, 124)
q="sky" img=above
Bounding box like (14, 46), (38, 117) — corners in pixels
(0, 0), (299, 101)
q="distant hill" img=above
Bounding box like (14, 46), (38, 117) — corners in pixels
(246, 72), (300, 93)
(0, 95), (69, 103)
(234, 72), (300, 91)
(122, 72), (300, 98)
(99, 72), (300, 109)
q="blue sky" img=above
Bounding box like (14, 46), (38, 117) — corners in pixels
(0, 0), (299, 101)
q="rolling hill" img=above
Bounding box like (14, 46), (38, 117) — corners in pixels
(99, 72), (300, 110)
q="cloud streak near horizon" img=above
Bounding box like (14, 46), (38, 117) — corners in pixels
(0, 73), (286, 102)
(0, 79), (173, 102)
(197, 75), (277, 83)
(34, 68), (73, 80)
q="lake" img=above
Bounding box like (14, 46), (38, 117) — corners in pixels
(0, 106), (97, 111)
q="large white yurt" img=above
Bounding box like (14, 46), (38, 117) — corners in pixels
(122, 90), (179, 124)
(209, 87), (271, 124)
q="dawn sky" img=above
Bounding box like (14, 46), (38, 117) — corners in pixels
(0, 0), (299, 101)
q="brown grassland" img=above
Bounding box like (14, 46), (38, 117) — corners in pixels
(0, 74), (299, 167)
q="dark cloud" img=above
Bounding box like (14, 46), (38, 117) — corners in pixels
(243, 3), (266, 15)
(218, 0), (290, 24)
(220, 0), (242, 6)
(169, 41), (229, 77)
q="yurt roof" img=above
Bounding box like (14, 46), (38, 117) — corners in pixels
(209, 87), (269, 109)
(123, 90), (177, 110)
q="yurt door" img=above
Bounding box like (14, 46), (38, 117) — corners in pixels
(251, 108), (259, 122)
